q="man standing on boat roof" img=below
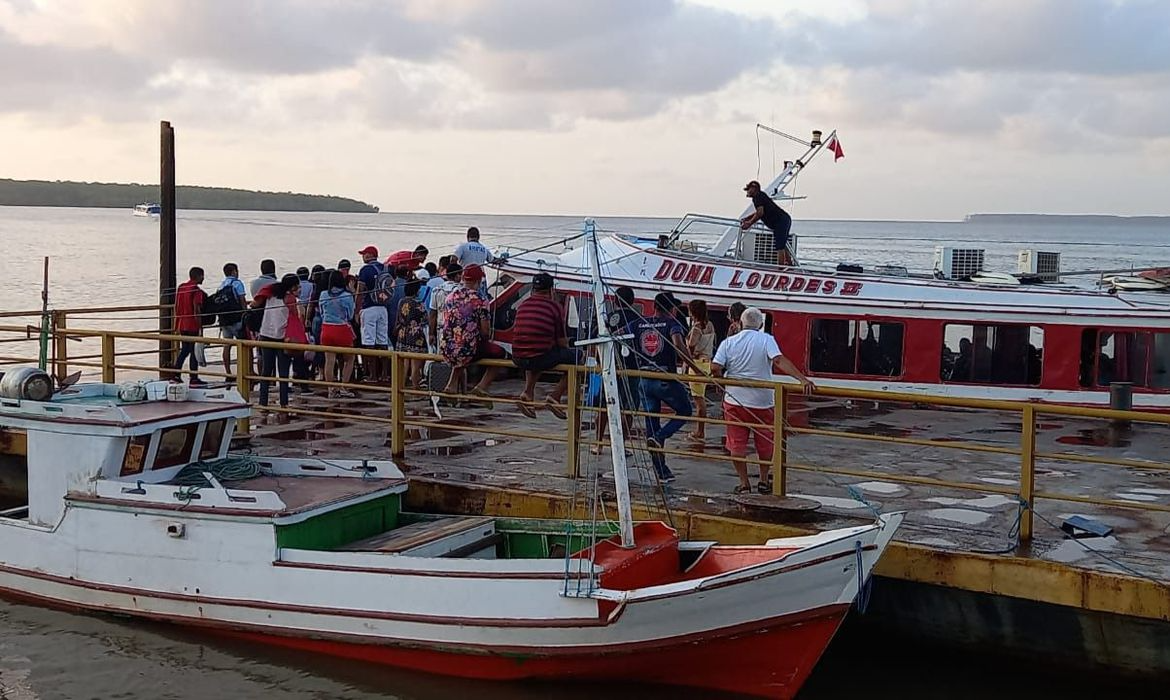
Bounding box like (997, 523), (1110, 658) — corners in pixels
(740, 180), (793, 265)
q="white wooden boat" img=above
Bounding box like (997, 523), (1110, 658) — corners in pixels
(133, 203), (161, 217)
(0, 320), (901, 695)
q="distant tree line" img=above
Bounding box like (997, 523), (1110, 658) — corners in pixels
(966, 213), (1169, 225)
(0, 178), (379, 213)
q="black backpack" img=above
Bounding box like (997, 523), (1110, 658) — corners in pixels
(208, 286), (244, 326)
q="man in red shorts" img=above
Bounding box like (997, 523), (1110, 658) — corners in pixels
(712, 306), (815, 494)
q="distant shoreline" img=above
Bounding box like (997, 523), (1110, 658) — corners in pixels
(0, 178), (378, 213)
(965, 213), (1170, 225)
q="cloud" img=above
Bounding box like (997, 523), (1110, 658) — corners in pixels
(0, 0), (774, 127)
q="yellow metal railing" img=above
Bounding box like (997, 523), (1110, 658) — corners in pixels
(2, 321), (1170, 548)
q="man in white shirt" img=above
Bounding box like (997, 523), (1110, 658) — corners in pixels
(712, 307), (815, 495)
(453, 226), (494, 266)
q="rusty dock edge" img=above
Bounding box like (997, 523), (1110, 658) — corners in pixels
(404, 476), (1170, 677)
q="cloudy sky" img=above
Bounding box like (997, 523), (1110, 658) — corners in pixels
(2, 0), (1169, 220)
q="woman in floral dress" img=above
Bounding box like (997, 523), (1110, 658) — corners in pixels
(395, 278), (429, 392)
(438, 265), (505, 401)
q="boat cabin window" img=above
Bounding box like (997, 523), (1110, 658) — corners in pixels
(809, 319), (904, 377)
(941, 324), (1042, 385)
(152, 424), (199, 469)
(492, 280), (531, 331)
(120, 435), (151, 477)
(200, 419), (228, 460)
(1080, 329), (1170, 389)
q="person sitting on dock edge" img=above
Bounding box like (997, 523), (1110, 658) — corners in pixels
(741, 180), (793, 265)
(438, 264), (505, 405)
(511, 272), (572, 420)
(712, 306), (815, 495)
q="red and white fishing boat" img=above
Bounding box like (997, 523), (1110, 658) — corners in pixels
(0, 231), (902, 700)
(491, 129), (1170, 409)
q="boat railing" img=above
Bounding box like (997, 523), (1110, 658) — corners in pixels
(3, 318), (1170, 554)
(666, 213), (790, 262)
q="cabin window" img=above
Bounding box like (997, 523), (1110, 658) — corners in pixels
(809, 319), (904, 377)
(1080, 329), (1170, 389)
(941, 324), (1043, 385)
(199, 420), (228, 460)
(492, 281), (531, 331)
(152, 425), (198, 469)
(120, 435), (151, 477)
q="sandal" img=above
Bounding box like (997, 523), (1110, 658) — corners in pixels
(757, 476), (774, 495)
(543, 398), (567, 420)
(518, 400), (537, 418)
(337, 389), (356, 399)
(470, 388), (495, 408)
(733, 484), (753, 495)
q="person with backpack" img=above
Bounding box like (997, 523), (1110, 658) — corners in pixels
(172, 266), (207, 386)
(213, 262), (248, 377)
(356, 245), (389, 383)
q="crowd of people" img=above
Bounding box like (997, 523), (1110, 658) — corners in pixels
(170, 224), (816, 494)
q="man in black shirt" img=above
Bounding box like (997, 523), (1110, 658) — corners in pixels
(740, 180), (793, 265)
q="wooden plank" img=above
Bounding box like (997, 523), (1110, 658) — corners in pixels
(340, 516), (493, 553)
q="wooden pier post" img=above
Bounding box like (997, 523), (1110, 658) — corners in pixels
(1019, 405), (1037, 543)
(771, 384), (788, 497)
(158, 121), (177, 378)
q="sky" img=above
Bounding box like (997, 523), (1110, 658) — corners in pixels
(2, 0), (1169, 221)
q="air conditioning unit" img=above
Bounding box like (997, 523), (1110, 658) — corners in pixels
(934, 247), (985, 280)
(744, 231), (798, 264)
(1018, 250), (1061, 281)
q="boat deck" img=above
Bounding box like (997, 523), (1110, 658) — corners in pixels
(219, 474), (405, 515)
(245, 377), (1170, 587)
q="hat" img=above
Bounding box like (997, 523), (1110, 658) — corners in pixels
(415, 268), (431, 281)
(358, 245), (379, 257)
(743, 180), (762, 191)
(532, 272), (554, 291)
(337, 258), (352, 270)
(463, 264), (485, 283)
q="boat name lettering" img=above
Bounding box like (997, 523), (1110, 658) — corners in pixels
(653, 260), (861, 296)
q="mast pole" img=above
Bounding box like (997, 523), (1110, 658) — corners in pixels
(38, 257), (49, 370)
(584, 219), (636, 548)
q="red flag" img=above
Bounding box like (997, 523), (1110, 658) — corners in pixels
(826, 135), (844, 161)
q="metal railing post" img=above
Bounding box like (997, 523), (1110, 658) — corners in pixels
(772, 384), (788, 497)
(235, 340), (251, 435)
(52, 310), (67, 380)
(390, 351), (405, 457)
(566, 364), (581, 478)
(1019, 405), (1037, 543)
(101, 332), (116, 383)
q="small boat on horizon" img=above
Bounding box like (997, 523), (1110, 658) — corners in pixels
(132, 202), (161, 217)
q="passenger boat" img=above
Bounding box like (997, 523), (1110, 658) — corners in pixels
(491, 130), (1170, 409)
(0, 234), (902, 700)
(133, 202), (161, 217)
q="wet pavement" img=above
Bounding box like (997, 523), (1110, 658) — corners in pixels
(245, 377), (1170, 582)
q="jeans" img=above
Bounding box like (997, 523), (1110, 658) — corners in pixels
(641, 378), (693, 446)
(173, 330), (200, 380)
(258, 338), (292, 407)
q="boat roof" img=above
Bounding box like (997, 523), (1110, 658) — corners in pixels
(0, 379), (249, 434)
(499, 235), (1170, 324)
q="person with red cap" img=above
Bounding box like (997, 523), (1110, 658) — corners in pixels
(356, 245), (388, 381)
(438, 263), (505, 403)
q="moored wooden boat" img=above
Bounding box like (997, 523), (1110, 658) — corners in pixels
(0, 365), (900, 698)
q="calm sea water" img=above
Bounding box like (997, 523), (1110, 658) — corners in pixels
(1, 206), (1167, 698)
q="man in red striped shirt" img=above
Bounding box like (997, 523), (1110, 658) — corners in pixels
(512, 273), (574, 419)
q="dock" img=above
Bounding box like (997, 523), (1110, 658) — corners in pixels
(3, 307), (1170, 675)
